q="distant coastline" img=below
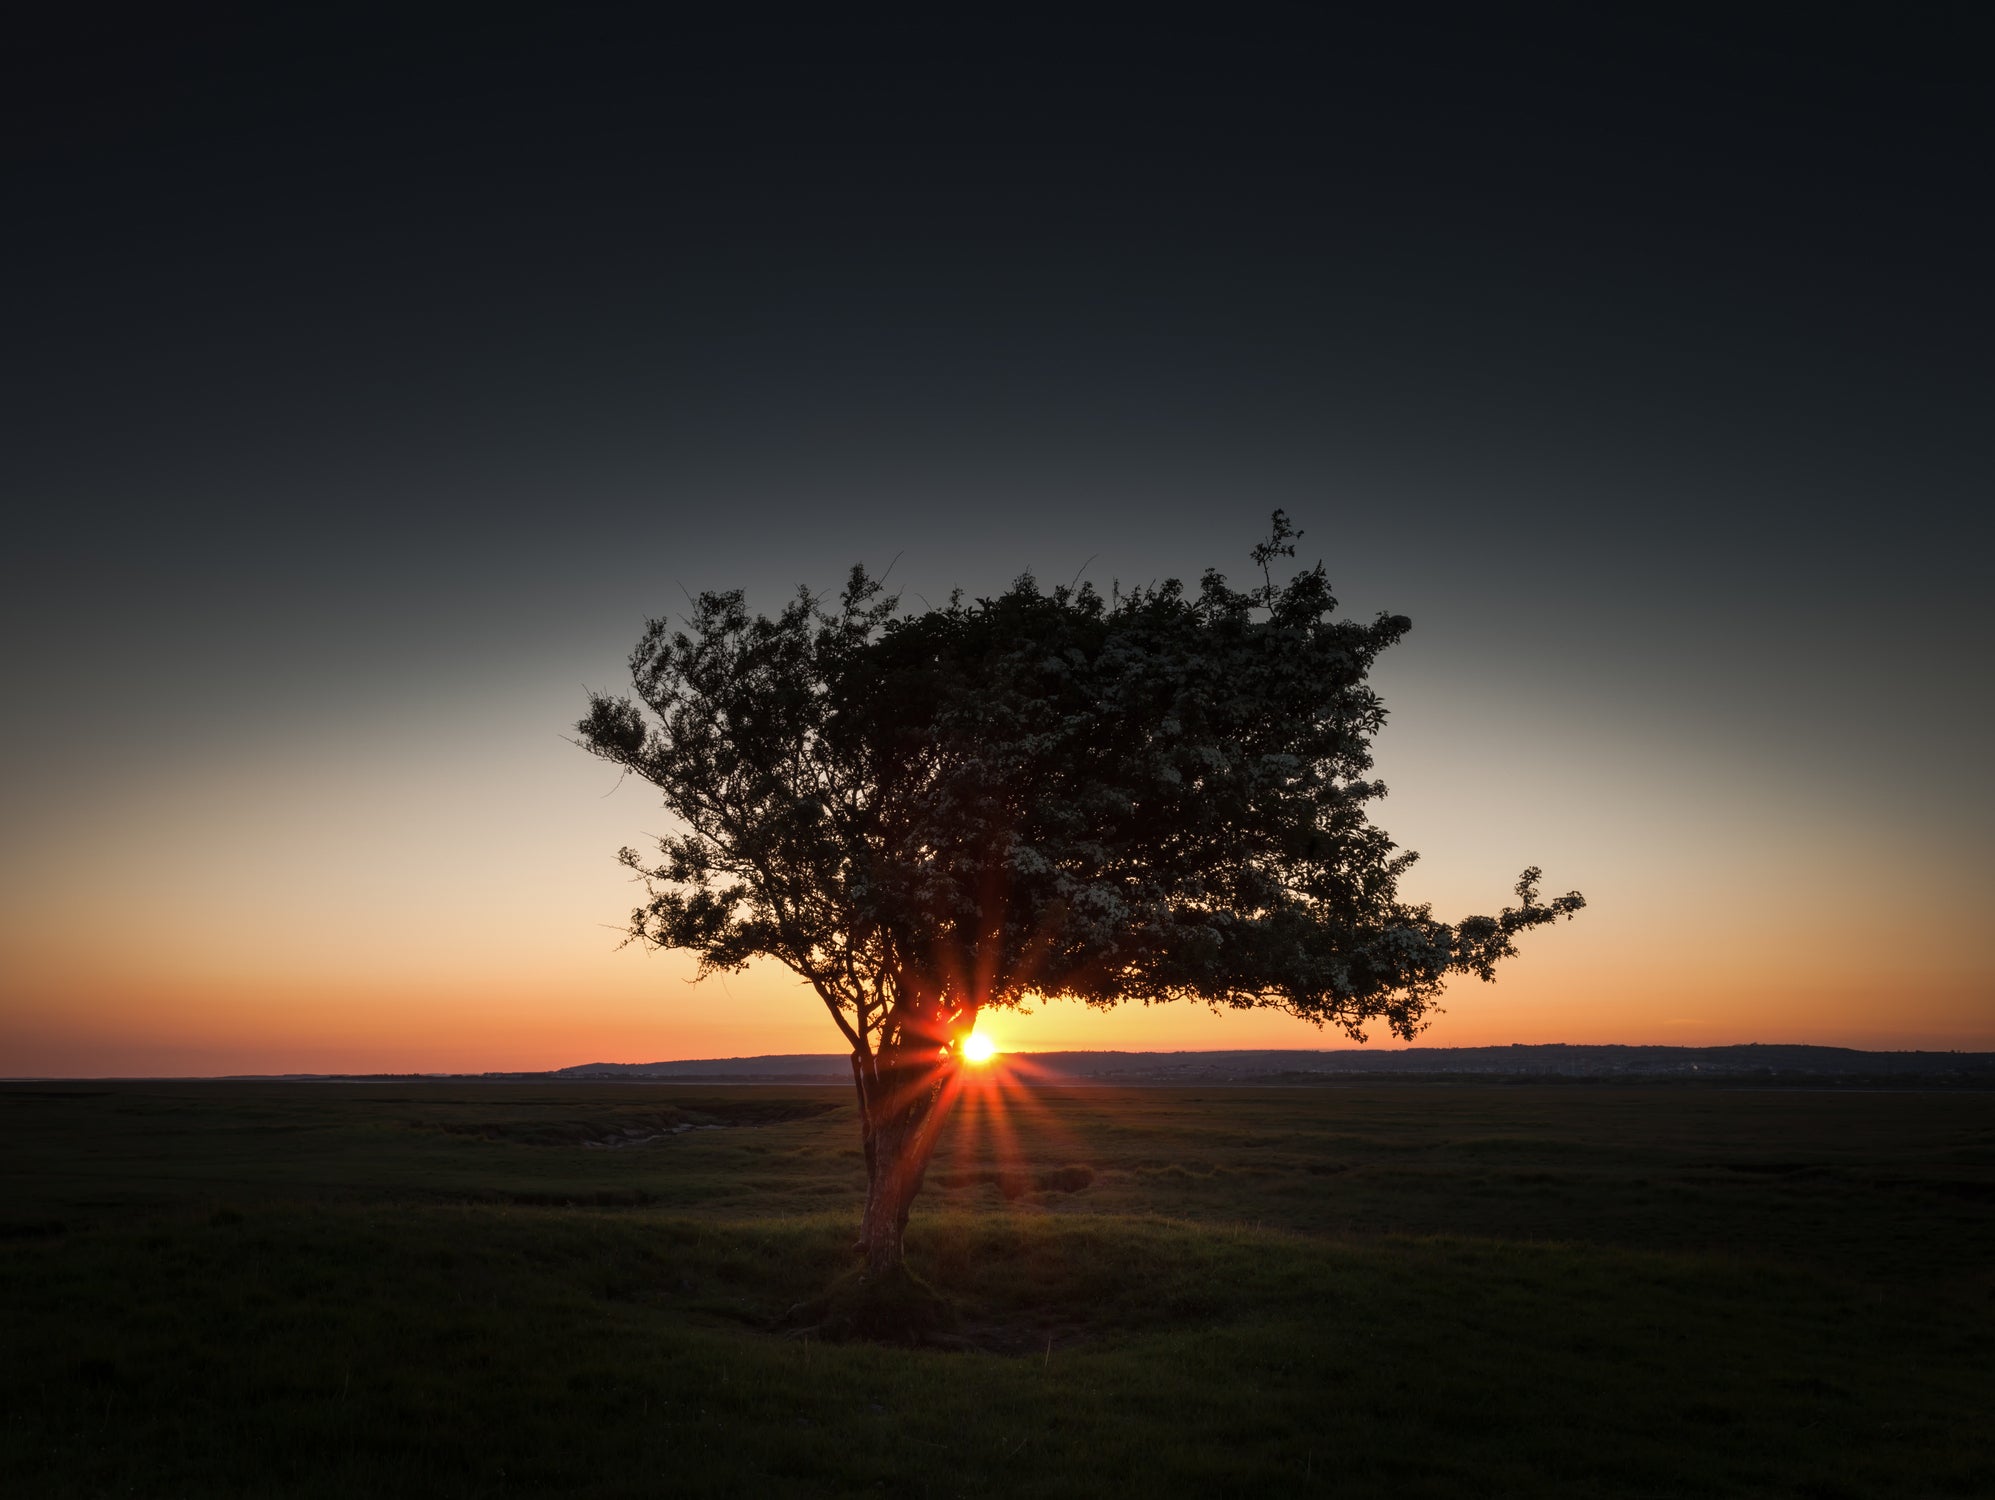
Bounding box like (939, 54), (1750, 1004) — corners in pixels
(541, 1044), (1995, 1087)
(8, 1043), (1968, 1086)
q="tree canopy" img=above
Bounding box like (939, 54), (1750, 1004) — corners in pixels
(578, 514), (1583, 1056)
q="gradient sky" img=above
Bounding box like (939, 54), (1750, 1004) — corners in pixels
(4, 10), (1990, 1074)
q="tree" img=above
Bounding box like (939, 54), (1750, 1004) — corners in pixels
(578, 514), (1582, 1278)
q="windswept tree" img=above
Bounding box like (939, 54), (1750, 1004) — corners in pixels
(578, 516), (1581, 1276)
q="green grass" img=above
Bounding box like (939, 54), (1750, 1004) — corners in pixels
(3, 1079), (1991, 1496)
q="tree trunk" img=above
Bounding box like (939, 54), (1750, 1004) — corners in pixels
(851, 1044), (949, 1277)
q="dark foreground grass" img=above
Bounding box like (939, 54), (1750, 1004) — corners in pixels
(2, 1080), (1991, 1497)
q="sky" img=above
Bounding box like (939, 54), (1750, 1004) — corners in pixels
(3, 9), (1990, 1075)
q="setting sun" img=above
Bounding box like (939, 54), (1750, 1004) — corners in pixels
(960, 1032), (998, 1065)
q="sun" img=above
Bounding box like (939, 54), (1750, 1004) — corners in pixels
(960, 1032), (998, 1065)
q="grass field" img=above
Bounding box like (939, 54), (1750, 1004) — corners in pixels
(3, 1073), (1991, 1497)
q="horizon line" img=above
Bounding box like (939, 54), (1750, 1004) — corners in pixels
(9, 1039), (1995, 1083)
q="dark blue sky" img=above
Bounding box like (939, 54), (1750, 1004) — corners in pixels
(4, 8), (1990, 1070)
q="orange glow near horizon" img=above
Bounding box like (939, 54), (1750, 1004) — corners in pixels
(14, 772), (1983, 1069)
(960, 1031), (998, 1065)
(1, 715), (1990, 1077)
(4, 944), (1994, 1077)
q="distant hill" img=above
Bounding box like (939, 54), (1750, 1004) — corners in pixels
(553, 1044), (1995, 1085)
(555, 1054), (854, 1081)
